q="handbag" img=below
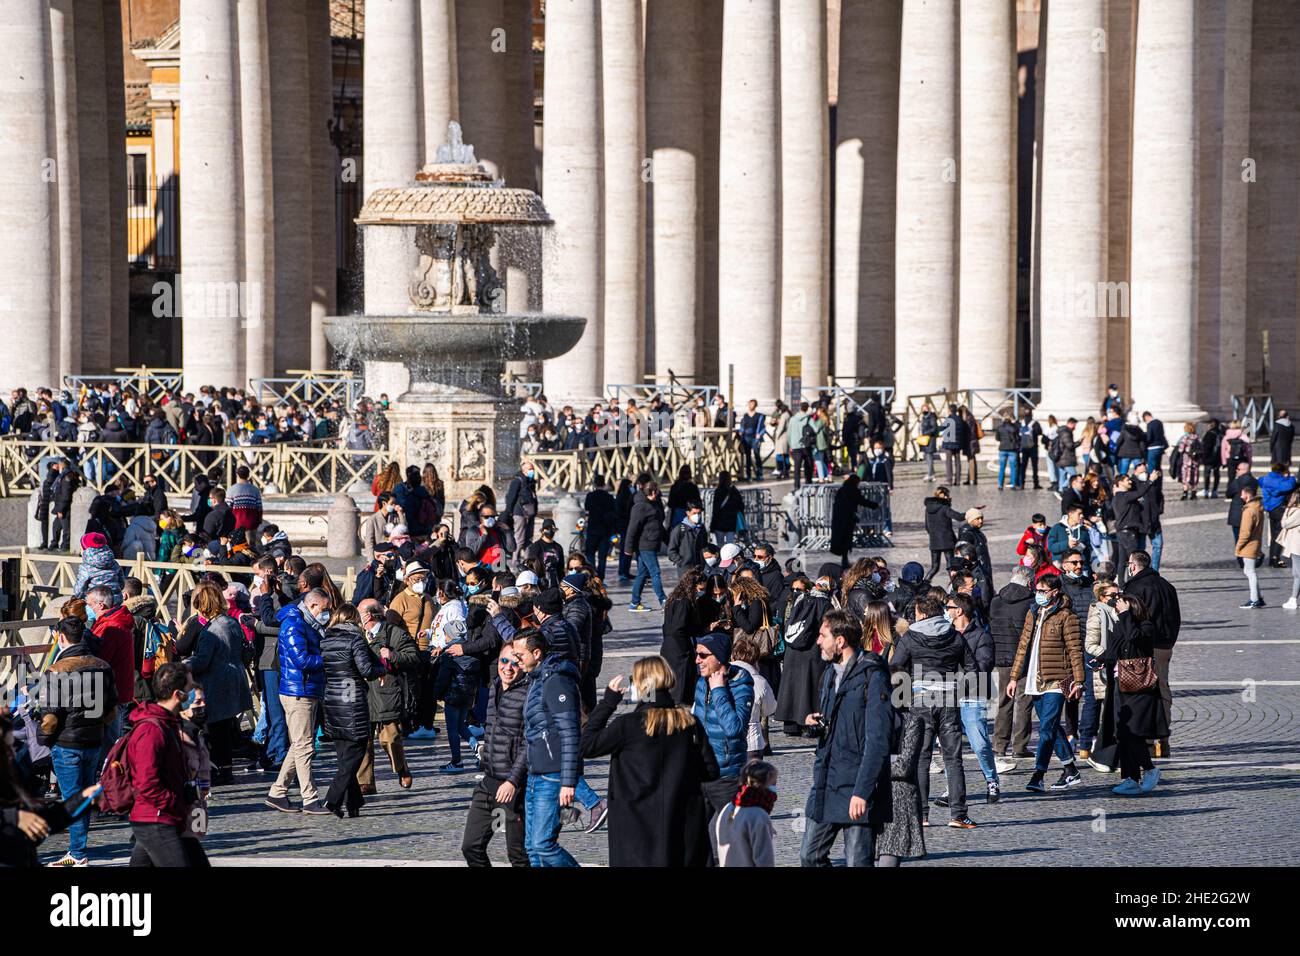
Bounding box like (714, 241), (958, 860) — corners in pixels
(744, 606), (780, 659)
(1117, 656), (1158, 693)
(915, 434), (932, 447)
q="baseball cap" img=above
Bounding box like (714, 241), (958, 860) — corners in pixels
(517, 570), (540, 587)
(720, 543), (742, 567)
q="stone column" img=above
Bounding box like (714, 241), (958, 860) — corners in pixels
(1128, 0), (1202, 421)
(697, 2), (723, 385)
(237, 0), (275, 384)
(179, 0), (246, 392)
(267, 0), (313, 373)
(718, 0), (781, 404)
(601, 0), (644, 389)
(541, 0), (603, 402)
(51, 0), (82, 379)
(421, 0), (458, 159)
(102, 0), (129, 367)
(1246, 0), (1298, 402)
(363, 0), (424, 317)
(958, 0), (1016, 390)
(647, 0), (701, 381)
(74, 0), (110, 373)
(1037, 0), (1108, 420)
(894, 0), (958, 403)
(503, 0), (539, 320)
(0, 0), (60, 393)
(307, 0), (336, 369)
(834, 0), (900, 382)
(456, 0), (509, 177)
(1196, 0), (1252, 416)
(779, 0), (829, 394)
(1105, 0), (1135, 393)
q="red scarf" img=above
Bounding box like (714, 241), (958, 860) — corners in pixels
(734, 784), (776, 814)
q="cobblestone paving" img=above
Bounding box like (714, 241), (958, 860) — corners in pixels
(44, 467), (1300, 866)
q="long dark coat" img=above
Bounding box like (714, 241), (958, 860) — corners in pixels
(187, 615), (253, 724)
(659, 596), (702, 705)
(829, 480), (876, 556)
(321, 624), (386, 741)
(773, 591), (830, 723)
(580, 688), (719, 867)
(1098, 613), (1169, 744)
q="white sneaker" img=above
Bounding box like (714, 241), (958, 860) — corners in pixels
(1284, 598), (1298, 610)
(1139, 766), (1161, 793)
(1112, 778), (1141, 796)
(1087, 756), (1114, 773)
(47, 853), (89, 867)
(994, 758), (1017, 774)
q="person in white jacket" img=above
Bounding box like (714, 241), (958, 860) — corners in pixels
(710, 760), (777, 867)
(730, 634), (776, 762)
(1276, 489), (1300, 609)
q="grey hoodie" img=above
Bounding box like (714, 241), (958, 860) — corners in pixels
(892, 614), (965, 691)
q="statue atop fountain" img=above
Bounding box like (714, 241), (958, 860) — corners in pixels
(323, 123), (585, 501)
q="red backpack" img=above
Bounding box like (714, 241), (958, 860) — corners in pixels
(97, 715), (171, 816)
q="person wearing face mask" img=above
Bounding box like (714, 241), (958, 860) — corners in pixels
(526, 519), (566, 589)
(668, 503), (708, 571)
(751, 544), (786, 613)
(1006, 573), (1087, 793)
(658, 570), (706, 706)
(177, 685), (211, 858)
(201, 487), (235, 540)
(946, 592), (1001, 805)
(351, 543), (400, 607)
(264, 588), (333, 815)
(505, 459), (539, 568)
(464, 505), (514, 572)
(774, 574), (832, 739)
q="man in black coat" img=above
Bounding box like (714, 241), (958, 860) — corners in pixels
(202, 487), (235, 540)
(460, 647), (530, 866)
(752, 543), (786, 616)
(582, 474), (618, 580)
(989, 567), (1035, 758)
(957, 508), (993, 590)
(862, 395), (888, 446)
(829, 474), (881, 568)
(1111, 473), (1148, 583)
(667, 503), (707, 571)
(1120, 550), (1180, 757)
(50, 461), (80, 552)
(800, 610), (893, 866)
(624, 481), (666, 609)
(1224, 463), (1255, 565)
(35, 459), (62, 550)
(1271, 410), (1295, 467)
(525, 519), (566, 589)
(923, 489), (966, 581)
(1201, 420), (1226, 497)
(504, 461), (538, 568)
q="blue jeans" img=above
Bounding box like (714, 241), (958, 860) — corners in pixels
(525, 773), (579, 867)
(1031, 692), (1075, 773)
(51, 745), (99, 859)
(575, 777), (601, 811)
(444, 703), (470, 764)
(959, 699), (999, 784)
(1078, 663), (1100, 743)
(631, 550), (665, 605)
(1150, 531), (1164, 570)
(1057, 465), (1077, 490)
(1146, 447), (1163, 472)
(1117, 457), (1138, 475)
(799, 805), (877, 866)
(997, 451), (1019, 488)
(260, 670), (289, 765)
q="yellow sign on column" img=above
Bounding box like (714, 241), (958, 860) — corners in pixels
(784, 355), (802, 378)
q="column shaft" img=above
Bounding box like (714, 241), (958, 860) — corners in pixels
(421, 0), (458, 159)
(718, 0), (781, 403)
(307, 0), (336, 369)
(74, 0), (110, 372)
(237, 0), (275, 383)
(455, 0), (509, 175)
(51, 0), (82, 379)
(102, 0), (129, 367)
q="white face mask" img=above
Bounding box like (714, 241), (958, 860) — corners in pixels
(252, 575), (264, 590)
(396, 566), (406, 581)
(688, 513), (701, 525)
(483, 516), (496, 528)
(411, 580), (425, 595)
(705, 556), (718, 567)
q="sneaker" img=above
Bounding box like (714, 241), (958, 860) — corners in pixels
(1051, 769), (1084, 790)
(584, 798), (610, 833)
(986, 781), (1000, 804)
(994, 758), (1016, 774)
(466, 724), (485, 739)
(407, 727), (437, 740)
(948, 816), (978, 829)
(1284, 598), (1298, 610)
(301, 800), (333, 815)
(1239, 599), (1265, 609)
(47, 853), (89, 867)
(1112, 779), (1141, 796)
(628, 603), (649, 613)
(1139, 767), (1161, 793)
(1086, 756), (1114, 773)
(933, 794), (950, 808)
(264, 795), (299, 813)
(439, 762), (465, 774)
(1025, 772), (1046, 793)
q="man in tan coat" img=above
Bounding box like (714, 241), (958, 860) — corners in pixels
(1006, 571), (1086, 794)
(1235, 478), (1266, 609)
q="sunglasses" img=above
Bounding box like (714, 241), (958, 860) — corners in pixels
(694, 651), (714, 660)
(498, 657), (520, 668)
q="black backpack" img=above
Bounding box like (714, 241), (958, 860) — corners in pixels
(1227, 436), (1246, 464)
(801, 422), (816, 450)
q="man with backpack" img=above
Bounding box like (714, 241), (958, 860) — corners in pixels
(788, 402), (814, 489)
(114, 662), (207, 866)
(1051, 418), (1079, 490)
(1016, 409), (1043, 490)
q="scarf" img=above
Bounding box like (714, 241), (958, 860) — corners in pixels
(735, 784), (776, 814)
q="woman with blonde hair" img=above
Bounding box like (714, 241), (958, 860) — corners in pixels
(862, 600), (895, 658)
(580, 655), (719, 867)
(184, 581), (253, 784)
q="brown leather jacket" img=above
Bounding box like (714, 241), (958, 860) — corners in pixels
(1009, 599), (1085, 692)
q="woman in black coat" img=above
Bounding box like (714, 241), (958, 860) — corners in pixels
(772, 579), (830, 736)
(615, 478), (635, 582)
(829, 474), (880, 567)
(580, 656), (719, 867)
(923, 486), (966, 580)
(659, 570), (705, 705)
(1100, 594), (1169, 795)
(321, 605), (388, 817)
(708, 471), (745, 546)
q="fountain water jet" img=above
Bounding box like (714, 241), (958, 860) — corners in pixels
(324, 123), (585, 499)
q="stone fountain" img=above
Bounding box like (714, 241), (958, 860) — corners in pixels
(324, 124), (585, 501)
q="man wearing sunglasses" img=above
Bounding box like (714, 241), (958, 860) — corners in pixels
(691, 632), (755, 839)
(461, 647), (530, 867)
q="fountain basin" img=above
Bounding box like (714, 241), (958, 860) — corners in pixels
(322, 312), (585, 366)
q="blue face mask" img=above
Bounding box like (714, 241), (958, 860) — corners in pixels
(183, 689), (199, 710)
(86, 606), (99, 623)
(315, 611), (331, 627)
(1034, 592), (1051, 607)
(465, 583), (482, 596)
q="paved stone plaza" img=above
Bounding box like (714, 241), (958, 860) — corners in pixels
(41, 465), (1300, 867)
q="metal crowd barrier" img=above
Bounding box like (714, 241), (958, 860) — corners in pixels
(699, 486), (777, 546)
(786, 481), (891, 551)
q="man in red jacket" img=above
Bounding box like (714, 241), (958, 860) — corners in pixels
(127, 662), (206, 867)
(88, 585), (136, 770)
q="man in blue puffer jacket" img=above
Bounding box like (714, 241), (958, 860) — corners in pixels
(691, 631), (755, 830)
(265, 588), (332, 815)
(511, 627), (583, 867)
